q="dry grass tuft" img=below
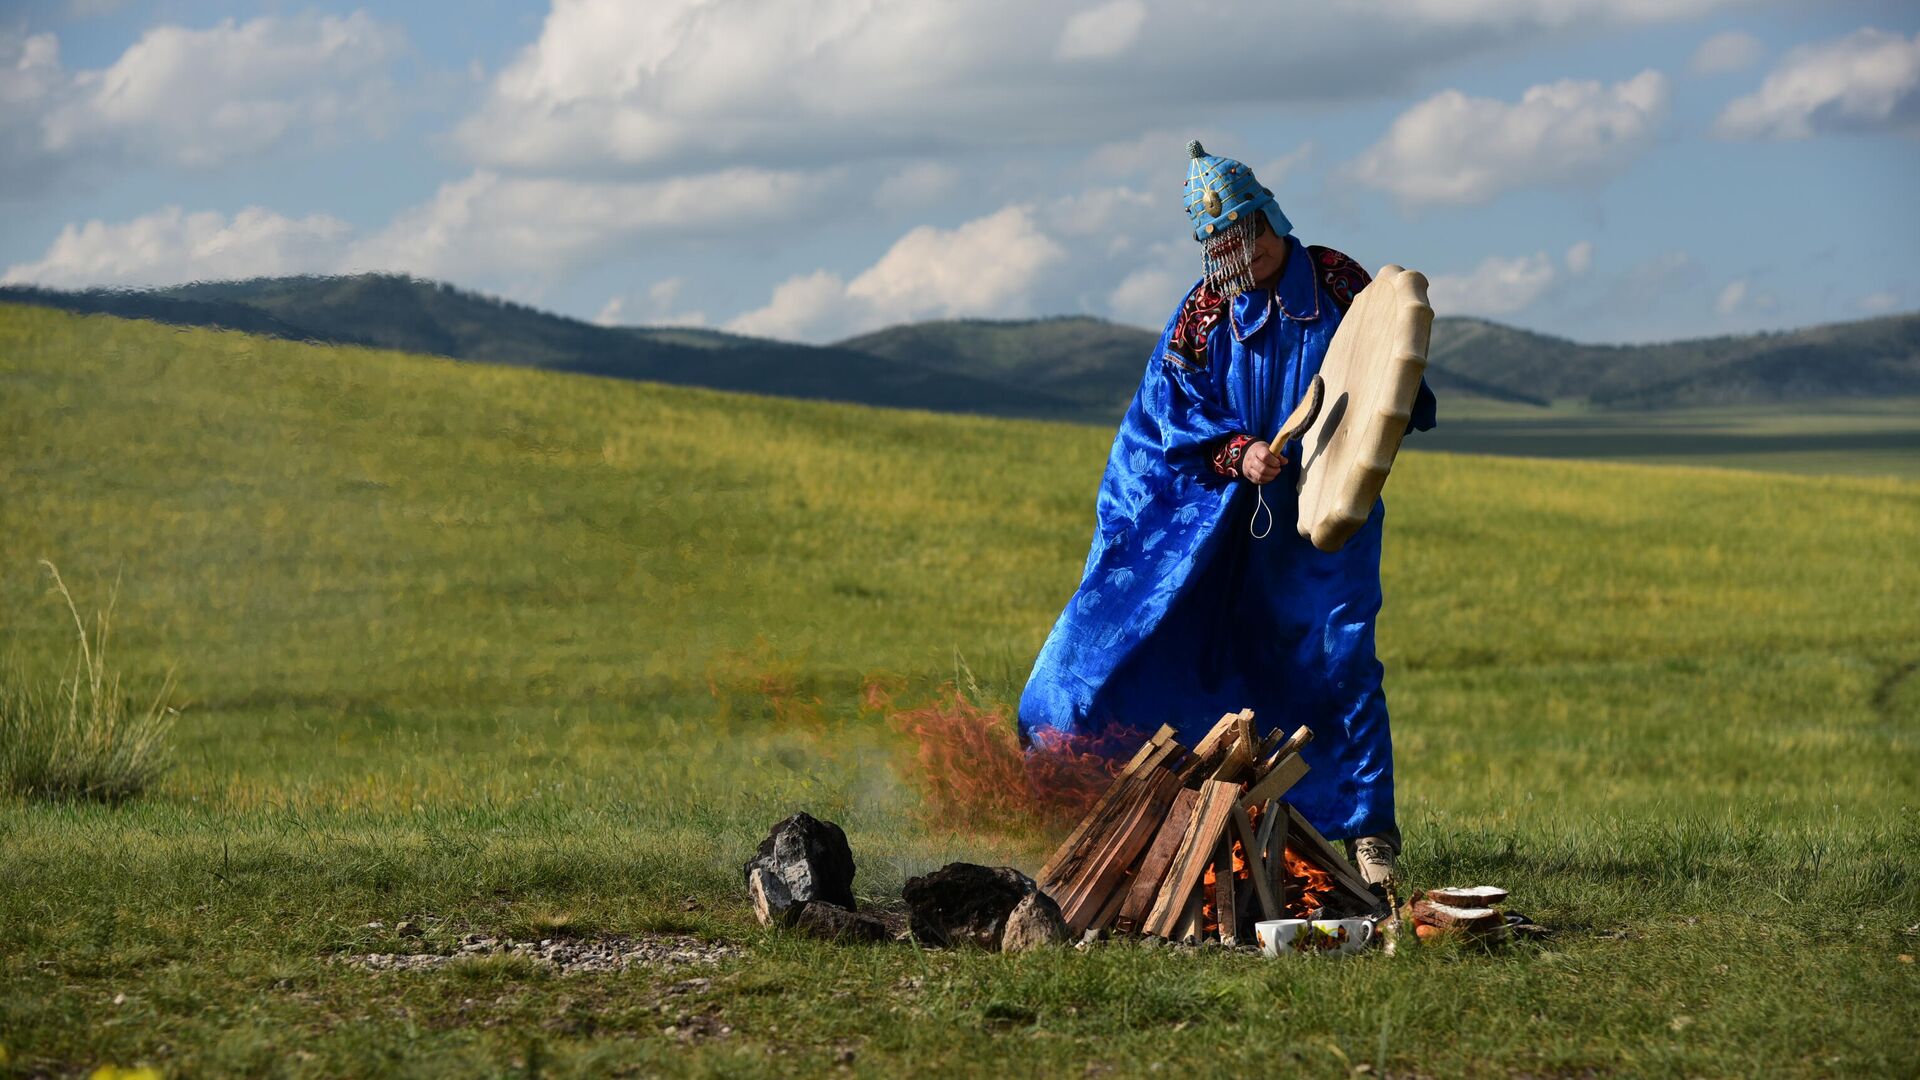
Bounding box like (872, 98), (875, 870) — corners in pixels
(0, 561), (176, 802)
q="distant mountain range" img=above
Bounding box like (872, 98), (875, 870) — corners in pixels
(5, 274), (1915, 422)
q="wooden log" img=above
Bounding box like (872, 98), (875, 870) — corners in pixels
(1282, 804), (1380, 908)
(1035, 725), (1175, 886)
(1176, 710), (1251, 786)
(1254, 725), (1314, 778)
(1143, 780), (1237, 938)
(1056, 767), (1180, 932)
(1174, 888), (1205, 944)
(1038, 773), (1146, 897)
(1209, 712), (1259, 782)
(1086, 867), (1132, 935)
(1037, 732), (1190, 900)
(1230, 802), (1279, 920)
(1115, 787), (1199, 933)
(1239, 752), (1309, 811)
(1213, 837), (1237, 946)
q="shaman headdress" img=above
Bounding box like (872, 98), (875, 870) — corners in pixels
(1184, 140), (1291, 299)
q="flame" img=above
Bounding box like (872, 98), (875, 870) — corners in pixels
(1283, 845), (1336, 918)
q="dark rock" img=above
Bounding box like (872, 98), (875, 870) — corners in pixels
(1000, 892), (1069, 952)
(743, 812), (858, 914)
(902, 863), (1050, 950)
(747, 866), (798, 928)
(793, 902), (893, 942)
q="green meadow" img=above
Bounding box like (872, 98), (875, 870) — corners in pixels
(2, 302), (1917, 1078)
(1419, 396), (1920, 479)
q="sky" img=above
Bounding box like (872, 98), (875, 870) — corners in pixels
(2, 1), (1917, 346)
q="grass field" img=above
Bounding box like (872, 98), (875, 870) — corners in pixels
(1420, 397), (1920, 478)
(2, 303), (1918, 1078)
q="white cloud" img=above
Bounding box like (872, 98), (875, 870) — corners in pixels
(451, 1), (1734, 176)
(1056, 0), (1148, 61)
(1713, 277), (1778, 316)
(1108, 267), (1182, 327)
(726, 269), (863, 341)
(4, 162), (838, 290)
(1689, 30), (1764, 75)
(1346, 71), (1671, 207)
(346, 167), (839, 279)
(1, 205), (351, 287)
(1714, 278), (1748, 315)
(730, 205), (1068, 340)
(1426, 251), (1559, 317)
(1714, 28), (1920, 140)
(1565, 240), (1594, 274)
(2, 13), (405, 195)
(1856, 290), (1900, 314)
(596, 277), (709, 327)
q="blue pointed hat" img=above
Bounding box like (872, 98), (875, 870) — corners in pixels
(1183, 140), (1290, 243)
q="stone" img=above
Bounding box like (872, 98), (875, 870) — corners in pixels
(792, 902), (893, 943)
(748, 866), (799, 928)
(1000, 892), (1070, 952)
(901, 863), (1049, 950)
(743, 812), (858, 912)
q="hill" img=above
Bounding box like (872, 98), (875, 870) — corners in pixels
(1426, 313), (1920, 406)
(6, 274), (1916, 423)
(2, 302), (1916, 1075)
(0, 276), (1081, 420)
(839, 315), (1550, 412)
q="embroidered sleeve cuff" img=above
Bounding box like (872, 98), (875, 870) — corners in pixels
(1210, 433), (1255, 479)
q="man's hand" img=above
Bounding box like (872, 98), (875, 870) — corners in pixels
(1242, 440), (1285, 484)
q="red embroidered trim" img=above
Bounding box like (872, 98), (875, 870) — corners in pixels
(1210, 433), (1254, 479)
(1167, 282), (1228, 370)
(1308, 245), (1371, 311)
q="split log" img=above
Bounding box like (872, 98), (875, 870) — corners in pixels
(1115, 786), (1200, 933)
(1281, 804), (1383, 911)
(1176, 710), (1251, 786)
(1239, 752), (1308, 810)
(1143, 780), (1238, 938)
(1210, 712), (1259, 783)
(1255, 724), (1314, 776)
(1085, 867), (1132, 936)
(1230, 803), (1279, 920)
(1213, 836), (1237, 946)
(1036, 725), (1176, 886)
(1054, 766), (1180, 932)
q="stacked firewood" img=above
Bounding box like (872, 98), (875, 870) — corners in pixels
(1036, 710), (1383, 945)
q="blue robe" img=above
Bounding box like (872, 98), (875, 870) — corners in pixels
(1018, 236), (1436, 841)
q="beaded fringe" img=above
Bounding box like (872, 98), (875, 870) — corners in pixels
(1202, 217), (1258, 299)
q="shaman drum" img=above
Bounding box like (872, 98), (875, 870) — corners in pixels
(1294, 264), (1433, 553)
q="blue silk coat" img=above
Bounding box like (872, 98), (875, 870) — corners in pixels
(1018, 237), (1435, 841)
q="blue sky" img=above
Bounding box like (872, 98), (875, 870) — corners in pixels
(3, 1), (1916, 345)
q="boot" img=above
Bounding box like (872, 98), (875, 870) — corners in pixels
(1345, 828), (1401, 890)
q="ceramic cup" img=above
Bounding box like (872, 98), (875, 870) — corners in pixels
(1255, 917), (1375, 956)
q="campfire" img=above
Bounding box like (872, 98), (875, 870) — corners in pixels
(1034, 710), (1385, 946)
